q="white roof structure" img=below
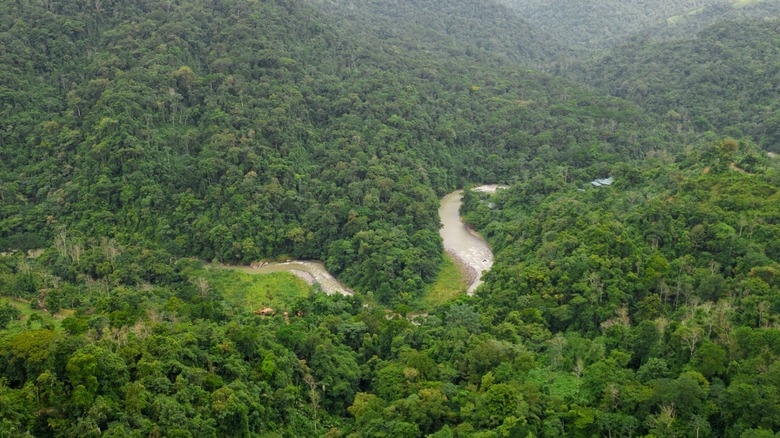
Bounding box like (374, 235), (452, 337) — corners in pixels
(590, 176), (614, 187)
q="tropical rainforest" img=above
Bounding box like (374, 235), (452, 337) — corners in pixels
(567, 18), (780, 152)
(1, 0), (779, 436)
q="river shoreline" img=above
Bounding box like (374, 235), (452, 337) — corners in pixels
(445, 248), (478, 288)
(219, 184), (505, 297)
(438, 184), (505, 294)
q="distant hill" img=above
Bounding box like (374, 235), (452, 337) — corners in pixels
(312, 0), (571, 68)
(639, 0), (780, 41)
(499, 0), (780, 52)
(566, 18), (780, 152)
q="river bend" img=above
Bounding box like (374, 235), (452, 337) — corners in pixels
(226, 185), (504, 296)
(438, 185), (505, 294)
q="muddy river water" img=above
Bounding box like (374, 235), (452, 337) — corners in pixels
(227, 185), (504, 296)
(438, 185), (505, 294)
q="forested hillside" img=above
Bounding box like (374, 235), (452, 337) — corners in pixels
(3, 0), (780, 437)
(315, 0), (570, 68)
(499, 0), (780, 53)
(2, 143), (779, 436)
(567, 18), (780, 152)
(636, 0), (780, 42)
(0, 0), (672, 302)
(461, 139), (780, 437)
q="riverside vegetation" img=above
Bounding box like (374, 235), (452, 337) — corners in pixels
(1, 0), (780, 436)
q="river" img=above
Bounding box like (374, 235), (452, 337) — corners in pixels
(224, 185), (504, 296)
(439, 185), (506, 294)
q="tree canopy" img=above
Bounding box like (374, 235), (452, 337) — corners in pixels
(2, 0), (780, 436)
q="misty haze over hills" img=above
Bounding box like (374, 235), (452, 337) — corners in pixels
(499, 0), (780, 51)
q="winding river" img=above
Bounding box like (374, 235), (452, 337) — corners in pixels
(439, 185), (506, 294)
(226, 185), (505, 296)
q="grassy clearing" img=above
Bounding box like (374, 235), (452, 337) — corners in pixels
(667, 14), (684, 25)
(198, 268), (312, 311)
(733, 0), (763, 8)
(667, 6), (706, 24)
(0, 296), (68, 331)
(415, 253), (468, 310)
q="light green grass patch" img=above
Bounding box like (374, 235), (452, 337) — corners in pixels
(667, 6), (706, 25)
(527, 368), (580, 401)
(0, 296), (66, 331)
(732, 0), (763, 8)
(198, 268), (312, 311)
(415, 253), (468, 310)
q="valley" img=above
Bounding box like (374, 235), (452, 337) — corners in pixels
(1, 0), (779, 436)
(221, 185), (505, 298)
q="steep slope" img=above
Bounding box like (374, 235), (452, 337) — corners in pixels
(567, 18), (780, 152)
(638, 0), (780, 41)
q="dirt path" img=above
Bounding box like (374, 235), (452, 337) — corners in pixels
(729, 162), (751, 174)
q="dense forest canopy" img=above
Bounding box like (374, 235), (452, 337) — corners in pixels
(315, 0), (571, 68)
(499, 0), (780, 53)
(634, 0), (780, 43)
(566, 18), (780, 153)
(0, 0), (675, 302)
(459, 139), (780, 437)
(2, 0), (780, 437)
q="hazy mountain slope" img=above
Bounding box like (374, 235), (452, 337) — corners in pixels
(313, 0), (571, 68)
(567, 18), (780, 152)
(638, 0), (780, 41)
(500, 0), (780, 52)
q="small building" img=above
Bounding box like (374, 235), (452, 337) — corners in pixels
(590, 176), (614, 187)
